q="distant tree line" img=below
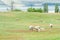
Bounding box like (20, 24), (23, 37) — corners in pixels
(27, 8), (43, 13)
(27, 3), (60, 13)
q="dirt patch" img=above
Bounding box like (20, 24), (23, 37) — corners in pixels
(6, 28), (60, 33)
(6, 30), (33, 33)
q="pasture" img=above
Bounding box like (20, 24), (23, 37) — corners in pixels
(0, 12), (60, 40)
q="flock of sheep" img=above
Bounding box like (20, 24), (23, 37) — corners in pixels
(29, 24), (53, 32)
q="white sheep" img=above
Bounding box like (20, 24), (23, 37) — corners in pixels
(29, 25), (34, 31)
(34, 26), (41, 32)
(49, 24), (53, 28)
(29, 25), (46, 32)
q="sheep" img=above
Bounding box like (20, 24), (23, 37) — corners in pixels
(29, 25), (46, 32)
(49, 24), (53, 28)
(29, 25), (41, 32)
(34, 26), (41, 32)
(34, 26), (46, 32)
(29, 25), (34, 31)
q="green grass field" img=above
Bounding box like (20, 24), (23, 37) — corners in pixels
(0, 12), (60, 40)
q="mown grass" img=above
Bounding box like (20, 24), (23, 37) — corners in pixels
(0, 12), (60, 40)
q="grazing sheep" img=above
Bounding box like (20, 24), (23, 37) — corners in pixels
(35, 26), (40, 29)
(29, 25), (46, 32)
(34, 26), (41, 32)
(49, 24), (53, 28)
(29, 25), (34, 31)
